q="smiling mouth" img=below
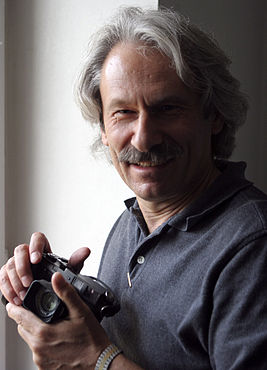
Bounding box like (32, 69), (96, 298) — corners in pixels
(128, 158), (173, 167)
(119, 141), (184, 168)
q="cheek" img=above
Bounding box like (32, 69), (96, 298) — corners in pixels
(170, 123), (212, 153)
(105, 125), (132, 152)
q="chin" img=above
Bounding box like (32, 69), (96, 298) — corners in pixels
(133, 186), (173, 203)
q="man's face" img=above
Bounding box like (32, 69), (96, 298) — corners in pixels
(100, 43), (221, 204)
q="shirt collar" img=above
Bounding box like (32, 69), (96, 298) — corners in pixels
(124, 161), (252, 233)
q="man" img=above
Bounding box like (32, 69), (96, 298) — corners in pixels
(1, 7), (267, 369)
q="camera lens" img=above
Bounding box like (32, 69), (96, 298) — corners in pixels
(40, 292), (57, 312)
(35, 287), (59, 318)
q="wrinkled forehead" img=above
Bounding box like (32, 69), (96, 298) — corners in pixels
(99, 42), (200, 113)
(100, 42), (174, 86)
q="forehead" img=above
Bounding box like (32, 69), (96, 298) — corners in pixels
(101, 42), (172, 78)
(99, 42), (197, 106)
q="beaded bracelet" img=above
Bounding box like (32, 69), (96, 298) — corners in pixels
(95, 344), (122, 370)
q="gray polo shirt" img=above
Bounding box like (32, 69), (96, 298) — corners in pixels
(98, 161), (267, 369)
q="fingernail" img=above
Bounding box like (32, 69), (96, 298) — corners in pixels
(13, 297), (21, 306)
(31, 251), (41, 263)
(19, 290), (26, 301)
(53, 272), (66, 289)
(21, 276), (32, 287)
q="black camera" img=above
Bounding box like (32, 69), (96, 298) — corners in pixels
(2, 253), (120, 323)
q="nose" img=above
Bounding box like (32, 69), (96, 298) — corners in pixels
(130, 112), (163, 152)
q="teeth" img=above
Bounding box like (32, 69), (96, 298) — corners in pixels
(136, 161), (164, 167)
(127, 157), (174, 167)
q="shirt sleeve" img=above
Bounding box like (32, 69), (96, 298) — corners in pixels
(209, 234), (267, 369)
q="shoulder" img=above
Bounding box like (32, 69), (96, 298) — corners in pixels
(220, 184), (267, 237)
(236, 185), (267, 225)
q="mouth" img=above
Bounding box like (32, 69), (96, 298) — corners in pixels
(127, 158), (173, 167)
(119, 142), (183, 169)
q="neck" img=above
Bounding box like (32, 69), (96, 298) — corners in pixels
(137, 166), (221, 233)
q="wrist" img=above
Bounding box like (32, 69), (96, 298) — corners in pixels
(94, 343), (122, 370)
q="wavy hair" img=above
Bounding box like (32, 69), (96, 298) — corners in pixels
(75, 7), (248, 159)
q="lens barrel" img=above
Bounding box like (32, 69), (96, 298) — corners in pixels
(23, 280), (66, 323)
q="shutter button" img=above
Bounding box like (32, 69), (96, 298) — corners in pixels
(137, 256), (145, 264)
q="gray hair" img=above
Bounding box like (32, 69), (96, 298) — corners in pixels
(76, 6), (248, 159)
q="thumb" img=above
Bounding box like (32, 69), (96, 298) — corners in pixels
(68, 247), (91, 273)
(51, 272), (95, 320)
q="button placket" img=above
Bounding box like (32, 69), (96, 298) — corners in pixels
(127, 233), (161, 288)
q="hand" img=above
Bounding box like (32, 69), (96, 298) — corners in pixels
(6, 272), (110, 370)
(0, 232), (90, 305)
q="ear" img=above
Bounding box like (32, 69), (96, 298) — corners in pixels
(211, 117), (223, 135)
(101, 128), (109, 146)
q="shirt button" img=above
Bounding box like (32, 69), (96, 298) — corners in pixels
(137, 256), (145, 264)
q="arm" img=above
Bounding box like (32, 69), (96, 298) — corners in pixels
(210, 235), (267, 369)
(110, 355), (143, 370)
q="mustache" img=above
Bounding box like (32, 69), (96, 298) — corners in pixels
(118, 141), (183, 164)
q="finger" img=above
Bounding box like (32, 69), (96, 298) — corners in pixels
(68, 247), (90, 273)
(6, 303), (54, 365)
(6, 302), (44, 328)
(17, 324), (32, 347)
(51, 272), (95, 320)
(0, 263), (23, 305)
(5, 256), (28, 302)
(8, 301), (67, 344)
(11, 307), (61, 370)
(29, 232), (52, 264)
(14, 244), (33, 288)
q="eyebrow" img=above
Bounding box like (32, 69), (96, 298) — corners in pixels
(106, 99), (131, 110)
(106, 95), (195, 111)
(149, 95), (195, 108)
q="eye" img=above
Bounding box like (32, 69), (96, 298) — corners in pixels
(113, 109), (137, 123)
(159, 105), (182, 113)
(114, 109), (134, 115)
(161, 105), (174, 111)
(151, 104), (186, 118)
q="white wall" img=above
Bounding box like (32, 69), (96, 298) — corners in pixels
(4, 1), (157, 369)
(0, 0), (6, 369)
(160, 0), (267, 193)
